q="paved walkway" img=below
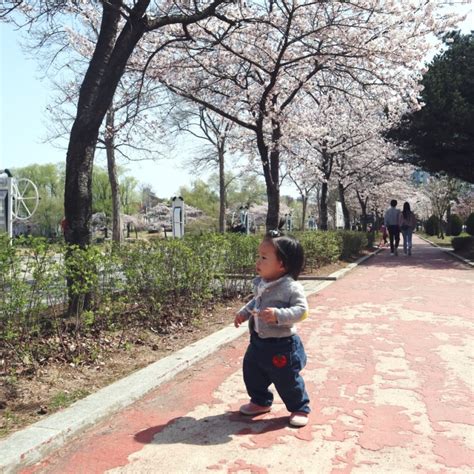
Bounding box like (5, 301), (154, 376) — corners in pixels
(20, 236), (474, 473)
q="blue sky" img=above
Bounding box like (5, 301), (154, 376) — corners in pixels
(1, 5), (473, 198)
(0, 22), (207, 198)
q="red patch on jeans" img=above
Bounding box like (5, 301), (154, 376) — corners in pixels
(272, 354), (288, 368)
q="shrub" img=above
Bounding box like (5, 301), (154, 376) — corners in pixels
(425, 215), (440, 236)
(448, 214), (463, 236)
(465, 213), (474, 236)
(296, 231), (342, 270)
(216, 233), (259, 296)
(337, 231), (368, 260)
(451, 236), (474, 258)
(1, 229), (374, 367)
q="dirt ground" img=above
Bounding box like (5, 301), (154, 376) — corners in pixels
(0, 261), (346, 438)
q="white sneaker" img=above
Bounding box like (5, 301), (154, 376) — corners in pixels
(390, 252), (395, 256)
(289, 412), (309, 427)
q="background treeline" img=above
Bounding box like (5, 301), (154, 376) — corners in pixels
(13, 164), (142, 238)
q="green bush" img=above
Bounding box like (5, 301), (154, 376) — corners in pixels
(0, 235), (70, 370)
(448, 214), (463, 236)
(425, 215), (440, 236)
(451, 236), (474, 258)
(0, 229), (372, 367)
(216, 233), (260, 276)
(215, 233), (259, 296)
(296, 231), (341, 269)
(337, 231), (368, 260)
(465, 213), (474, 236)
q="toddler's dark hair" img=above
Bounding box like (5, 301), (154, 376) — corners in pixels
(264, 231), (305, 280)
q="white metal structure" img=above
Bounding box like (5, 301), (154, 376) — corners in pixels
(0, 170), (40, 238)
(239, 205), (251, 234)
(171, 196), (185, 238)
(336, 201), (344, 229)
(12, 178), (40, 221)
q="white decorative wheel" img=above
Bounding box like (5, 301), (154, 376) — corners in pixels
(12, 178), (40, 221)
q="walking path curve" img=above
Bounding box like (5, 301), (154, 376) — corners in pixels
(9, 235), (474, 473)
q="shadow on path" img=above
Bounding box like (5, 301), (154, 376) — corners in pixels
(134, 412), (290, 446)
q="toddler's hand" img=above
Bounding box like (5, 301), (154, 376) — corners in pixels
(234, 313), (246, 328)
(258, 307), (277, 324)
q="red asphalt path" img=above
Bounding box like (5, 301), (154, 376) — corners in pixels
(22, 236), (473, 473)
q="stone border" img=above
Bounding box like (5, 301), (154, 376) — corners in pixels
(0, 249), (380, 473)
(418, 235), (474, 268)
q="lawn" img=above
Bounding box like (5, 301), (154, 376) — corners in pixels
(418, 232), (470, 248)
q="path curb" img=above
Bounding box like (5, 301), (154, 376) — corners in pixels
(418, 235), (474, 268)
(0, 249), (379, 473)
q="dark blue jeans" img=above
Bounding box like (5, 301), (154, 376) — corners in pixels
(387, 225), (400, 253)
(243, 333), (310, 414)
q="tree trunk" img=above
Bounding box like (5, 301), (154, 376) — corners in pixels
(338, 181), (350, 230)
(438, 213), (445, 239)
(218, 143), (226, 233)
(105, 108), (122, 243)
(315, 185), (321, 227)
(319, 182), (329, 230)
(64, 3), (146, 314)
(265, 179), (280, 231)
(301, 193), (308, 230)
(445, 204), (451, 236)
(318, 147), (333, 231)
(257, 122), (280, 230)
(65, 6), (145, 247)
(356, 190), (369, 231)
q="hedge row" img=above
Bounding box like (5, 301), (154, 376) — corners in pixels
(451, 236), (474, 259)
(0, 231), (369, 365)
(425, 212), (474, 237)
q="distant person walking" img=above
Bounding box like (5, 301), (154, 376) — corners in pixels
(398, 202), (417, 256)
(384, 199), (401, 256)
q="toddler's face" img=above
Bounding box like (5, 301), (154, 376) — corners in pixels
(256, 240), (286, 281)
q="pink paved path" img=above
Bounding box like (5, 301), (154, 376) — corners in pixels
(23, 237), (473, 473)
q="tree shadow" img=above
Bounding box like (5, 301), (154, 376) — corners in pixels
(134, 411), (290, 446)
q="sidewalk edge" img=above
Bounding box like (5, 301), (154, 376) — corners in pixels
(0, 248), (380, 473)
(417, 235), (474, 268)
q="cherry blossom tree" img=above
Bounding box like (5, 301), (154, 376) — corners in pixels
(3, 0), (234, 250)
(3, 0), (235, 314)
(422, 174), (465, 238)
(151, 0), (459, 229)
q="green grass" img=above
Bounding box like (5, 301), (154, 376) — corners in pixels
(419, 232), (470, 248)
(49, 389), (90, 410)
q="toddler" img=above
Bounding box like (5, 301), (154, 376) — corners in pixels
(234, 231), (311, 427)
(379, 224), (388, 247)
